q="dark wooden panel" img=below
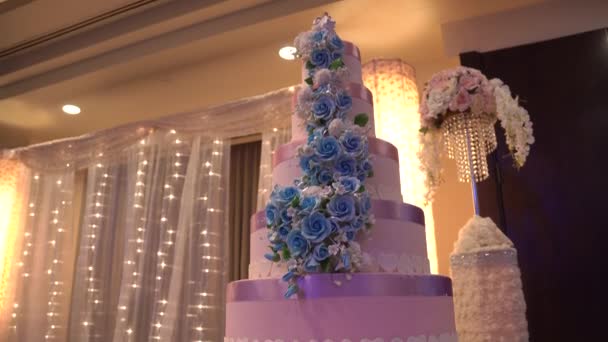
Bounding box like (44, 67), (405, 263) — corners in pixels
(461, 29), (608, 341)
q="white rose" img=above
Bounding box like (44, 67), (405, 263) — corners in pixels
(328, 119), (346, 137)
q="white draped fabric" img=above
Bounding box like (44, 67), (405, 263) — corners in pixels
(0, 87), (293, 342)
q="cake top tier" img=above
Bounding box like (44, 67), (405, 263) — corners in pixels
(294, 13), (363, 85)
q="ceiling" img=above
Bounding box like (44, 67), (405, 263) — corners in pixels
(0, 0), (580, 147)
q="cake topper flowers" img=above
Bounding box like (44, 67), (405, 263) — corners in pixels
(419, 67), (534, 204)
(265, 13), (374, 298)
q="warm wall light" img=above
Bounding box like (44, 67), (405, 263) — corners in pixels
(0, 160), (26, 323)
(62, 104), (81, 115)
(278, 46), (297, 60)
(363, 59), (438, 274)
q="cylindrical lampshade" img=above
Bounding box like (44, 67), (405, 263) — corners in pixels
(362, 59), (438, 273)
(0, 159), (27, 331)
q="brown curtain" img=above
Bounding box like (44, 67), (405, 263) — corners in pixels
(228, 140), (261, 281)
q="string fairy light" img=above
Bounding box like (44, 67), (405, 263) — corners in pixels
(150, 131), (191, 339)
(78, 160), (117, 340)
(8, 172), (75, 341)
(116, 136), (151, 340)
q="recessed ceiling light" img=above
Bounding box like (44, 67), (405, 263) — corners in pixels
(62, 104), (81, 115)
(278, 46), (297, 60)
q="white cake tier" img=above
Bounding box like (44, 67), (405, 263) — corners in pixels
(300, 41), (362, 85)
(291, 82), (376, 141)
(272, 137), (401, 202)
(248, 199), (430, 279)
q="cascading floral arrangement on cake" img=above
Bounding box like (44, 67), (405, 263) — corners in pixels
(224, 13), (458, 342)
(263, 13), (374, 298)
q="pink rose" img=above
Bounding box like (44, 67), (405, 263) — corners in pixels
(460, 75), (480, 91)
(449, 88), (471, 112)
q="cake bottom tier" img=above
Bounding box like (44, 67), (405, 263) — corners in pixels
(225, 273), (458, 342)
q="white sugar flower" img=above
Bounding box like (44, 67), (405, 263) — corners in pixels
(328, 118), (346, 137)
(328, 244), (340, 255)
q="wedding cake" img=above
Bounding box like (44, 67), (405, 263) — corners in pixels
(225, 14), (457, 342)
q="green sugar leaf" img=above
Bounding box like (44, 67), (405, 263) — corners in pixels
(329, 58), (345, 70)
(282, 245), (291, 260)
(354, 113), (369, 127)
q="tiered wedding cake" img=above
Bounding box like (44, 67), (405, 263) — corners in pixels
(225, 14), (457, 342)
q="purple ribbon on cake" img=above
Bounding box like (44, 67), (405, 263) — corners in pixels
(251, 199), (424, 232)
(274, 137), (398, 167)
(227, 273), (452, 301)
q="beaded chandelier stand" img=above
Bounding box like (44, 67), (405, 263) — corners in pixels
(442, 111), (497, 214)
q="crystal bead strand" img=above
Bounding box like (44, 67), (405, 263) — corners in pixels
(443, 111), (497, 183)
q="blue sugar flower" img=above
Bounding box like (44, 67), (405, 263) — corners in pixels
(284, 283), (299, 298)
(335, 176), (361, 193)
(341, 131), (362, 154)
(327, 194), (356, 222)
(342, 252), (351, 270)
(277, 186), (299, 204)
(336, 92), (352, 111)
(287, 230), (309, 257)
(362, 159), (373, 172)
(282, 270), (295, 282)
(299, 154), (318, 174)
(317, 169), (334, 185)
(331, 50), (343, 62)
(315, 136), (341, 161)
(313, 244), (330, 261)
(265, 203), (279, 225)
(304, 257), (320, 272)
(310, 49), (331, 68)
(351, 216), (365, 230)
(302, 211), (332, 243)
(329, 218), (340, 234)
(357, 168), (370, 182)
(312, 94), (336, 121)
(278, 224), (291, 239)
(301, 196), (318, 212)
(312, 30), (326, 43)
(346, 230), (355, 241)
(280, 208), (293, 223)
(329, 34), (344, 50)
(334, 154), (357, 177)
(359, 192), (372, 215)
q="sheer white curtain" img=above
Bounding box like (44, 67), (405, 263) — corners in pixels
(7, 171), (77, 342)
(5, 132), (229, 342)
(0, 86), (293, 342)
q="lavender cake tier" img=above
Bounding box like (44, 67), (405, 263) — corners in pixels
(248, 199), (430, 279)
(291, 82), (376, 141)
(300, 41), (362, 85)
(273, 137), (400, 201)
(225, 273), (457, 341)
